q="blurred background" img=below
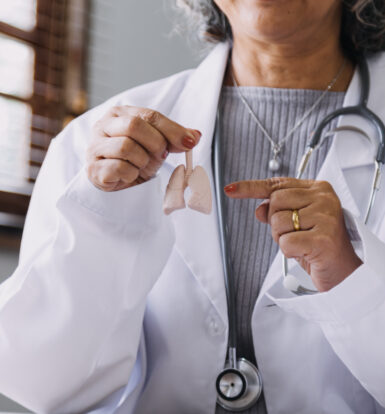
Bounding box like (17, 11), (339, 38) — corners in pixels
(0, 0), (200, 411)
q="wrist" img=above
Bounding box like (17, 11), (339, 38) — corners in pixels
(320, 246), (363, 292)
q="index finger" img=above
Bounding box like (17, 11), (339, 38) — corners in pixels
(111, 106), (201, 153)
(224, 177), (314, 199)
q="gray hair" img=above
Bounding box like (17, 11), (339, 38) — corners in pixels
(175, 0), (385, 59)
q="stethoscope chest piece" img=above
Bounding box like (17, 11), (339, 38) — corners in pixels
(216, 358), (262, 411)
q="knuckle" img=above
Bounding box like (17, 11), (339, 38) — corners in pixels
(320, 191), (341, 211)
(113, 160), (126, 176)
(270, 212), (282, 229)
(319, 190), (332, 201)
(87, 160), (125, 191)
(114, 159), (138, 179)
(269, 190), (279, 206)
(127, 165), (140, 181)
(118, 138), (134, 155)
(109, 106), (120, 115)
(152, 139), (166, 155)
(317, 180), (333, 192)
(141, 108), (160, 125)
(139, 152), (151, 169)
(101, 166), (117, 184)
(92, 120), (104, 135)
(332, 194), (342, 210)
(125, 116), (141, 136)
(266, 177), (277, 190)
(140, 168), (152, 181)
(99, 173), (110, 185)
(266, 176), (285, 191)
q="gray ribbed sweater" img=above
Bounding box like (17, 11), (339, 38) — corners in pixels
(215, 86), (345, 414)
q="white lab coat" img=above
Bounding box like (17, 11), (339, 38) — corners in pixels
(1, 42), (385, 414)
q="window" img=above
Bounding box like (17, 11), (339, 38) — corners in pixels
(0, 0), (88, 226)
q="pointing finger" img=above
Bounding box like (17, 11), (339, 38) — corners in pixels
(224, 177), (313, 199)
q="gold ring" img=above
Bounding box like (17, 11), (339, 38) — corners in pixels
(292, 209), (301, 231)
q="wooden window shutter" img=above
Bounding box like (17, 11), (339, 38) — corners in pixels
(0, 0), (89, 225)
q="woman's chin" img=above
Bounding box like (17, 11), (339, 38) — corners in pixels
(236, 2), (309, 40)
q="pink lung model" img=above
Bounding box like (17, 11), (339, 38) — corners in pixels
(163, 150), (212, 215)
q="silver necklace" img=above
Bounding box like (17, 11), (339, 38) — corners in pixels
(230, 59), (346, 172)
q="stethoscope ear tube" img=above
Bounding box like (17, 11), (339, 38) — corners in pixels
(378, 144), (385, 164)
(364, 160), (382, 224)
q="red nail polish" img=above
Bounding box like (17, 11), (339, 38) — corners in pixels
(224, 183), (237, 193)
(162, 149), (169, 159)
(193, 129), (202, 139)
(183, 136), (196, 149)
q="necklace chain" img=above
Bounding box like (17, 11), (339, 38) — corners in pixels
(230, 58), (347, 171)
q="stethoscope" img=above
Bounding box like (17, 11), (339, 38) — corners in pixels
(212, 57), (385, 411)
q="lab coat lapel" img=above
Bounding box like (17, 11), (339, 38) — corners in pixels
(166, 42), (230, 169)
(164, 42), (231, 323)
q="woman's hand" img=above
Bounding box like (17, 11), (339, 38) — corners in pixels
(224, 177), (362, 292)
(86, 106), (201, 191)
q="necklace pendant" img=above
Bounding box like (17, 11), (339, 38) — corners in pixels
(269, 156), (281, 172)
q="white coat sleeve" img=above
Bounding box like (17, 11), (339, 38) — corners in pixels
(0, 117), (175, 413)
(269, 209), (385, 407)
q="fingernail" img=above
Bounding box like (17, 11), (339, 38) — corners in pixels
(258, 199), (269, 207)
(162, 149), (169, 159)
(192, 129), (202, 139)
(182, 136), (196, 149)
(224, 183), (237, 193)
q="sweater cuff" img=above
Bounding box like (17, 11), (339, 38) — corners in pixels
(61, 168), (163, 230)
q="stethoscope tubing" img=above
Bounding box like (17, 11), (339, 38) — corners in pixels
(213, 112), (264, 410)
(213, 112), (238, 357)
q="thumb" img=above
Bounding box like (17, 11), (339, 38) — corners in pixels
(255, 199), (269, 223)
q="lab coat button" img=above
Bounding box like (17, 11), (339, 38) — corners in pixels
(206, 316), (223, 336)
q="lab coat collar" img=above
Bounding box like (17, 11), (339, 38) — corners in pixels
(163, 41), (384, 323)
(166, 41), (230, 169)
(331, 55), (380, 171)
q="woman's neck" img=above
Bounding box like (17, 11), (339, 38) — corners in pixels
(225, 31), (354, 92)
